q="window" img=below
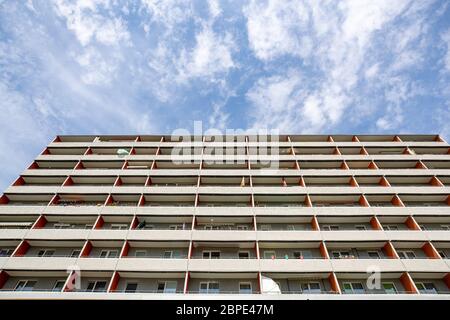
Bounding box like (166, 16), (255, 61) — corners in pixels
(342, 282), (365, 294)
(37, 249), (55, 257)
(135, 250), (147, 257)
(236, 225), (249, 230)
(202, 251), (220, 259)
(84, 224), (94, 229)
(14, 280), (36, 291)
(416, 282), (437, 294)
(70, 250), (81, 258)
(322, 225), (339, 231)
(260, 224), (271, 231)
(438, 251), (447, 258)
(382, 282), (397, 294)
(125, 283), (138, 293)
(86, 281), (107, 292)
(239, 282), (252, 294)
(54, 223), (71, 229)
(169, 224), (184, 230)
(111, 224), (128, 230)
(238, 251), (250, 259)
(199, 281), (219, 294)
(264, 251), (276, 259)
(52, 280), (66, 292)
(332, 251), (351, 259)
(355, 225), (366, 231)
(156, 281), (177, 293)
(99, 250), (118, 258)
(384, 225), (399, 231)
(367, 251), (381, 259)
(163, 251), (173, 258)
(0, 249), (13, 257)
(293, 251), (311, 259)
(441, 225), (450, 231)
(301, 282), (321, 294)
(397, 251), (416, 259)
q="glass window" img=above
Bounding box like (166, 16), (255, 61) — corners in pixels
(70, 250), (81, 258)
(163, 251), (173, 258)
(382, 282), (397, 294)
(0, 249), (13, 257)
(416, 282), (437, 294)
(367, 251), (381, 259)
(301, 282), (321, 293)
(202, 251), (220, 259)
(264, 251), (276, 259)
(100, 250), (118, 258)
(15, 280), (36, 292)
(355, 225), (366, 230)
(238, 251), (249, 259)
(38, 249), (55, 257)
(135, 250), (147, 257)
(52, 280), (66, 292)
(239, 282), (252, 294)
(86, 281), (107, 292)
(385, 225), (399, 231)
(343, 282), (364, 294)
(125, 283), (138, 293)
(398, 251), (416, 259)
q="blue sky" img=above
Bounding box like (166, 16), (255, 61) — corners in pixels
(0, 0), (449, 191)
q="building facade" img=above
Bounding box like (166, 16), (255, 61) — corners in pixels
(0, 134), (449, 299)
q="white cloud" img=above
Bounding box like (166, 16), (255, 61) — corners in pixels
(244, 0), (312, 61)
(245, 0), (435, 132)
(180, 26), (235, 81)
(53, 0), (130, 46)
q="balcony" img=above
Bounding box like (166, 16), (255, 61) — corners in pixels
(254, 195), (307, 207)
(141, 194), (196, 207)
(195, 216), (253, 231)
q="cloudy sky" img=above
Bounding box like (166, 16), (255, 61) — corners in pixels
(0, 0), (449, 190)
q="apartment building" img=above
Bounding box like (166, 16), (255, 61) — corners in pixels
(0, 134), (449, 299)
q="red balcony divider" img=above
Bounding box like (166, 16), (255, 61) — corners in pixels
(359, 195), (370, 207)
(349, 177), (359, 187)
(368, 161), (378, 170)
(340, 161), (349, 170)
(311, 216), (320, 231)
(328, 273), (341, 294)
(183, 272), (190, 294)
(391, 195), (405, 207)
(74, 161), (84, 170)
(379, 176), (390, 187)
(32, 215), (47, 229)
(319, 242), (329, 259)
(359, 147), (368, 155)
(114, 177), (122, 187)
(0, 271), (10, 289)
(415, 161), (427, 169)
(107, 272), (120, 292)
(94, 216), (104, 229)
(370, 216), (383, 230)
(13, 240), (30, 257)
(12, 176), (25, 186)
(62, 176), (74, 186)
(422, 242), (441, 259)
(130, 216), (139, 229)
(444, 274), (450, 290)
(80, 241), (93, 257)
(382, 242), (399, 259)
(28, 161), (39, 169)
(430, 176), (444, 187)
(400, 272), (418, 294)
(120, 241), (130, 257)
(405, 216), (421, 230)
(0, 195), (9, 205)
